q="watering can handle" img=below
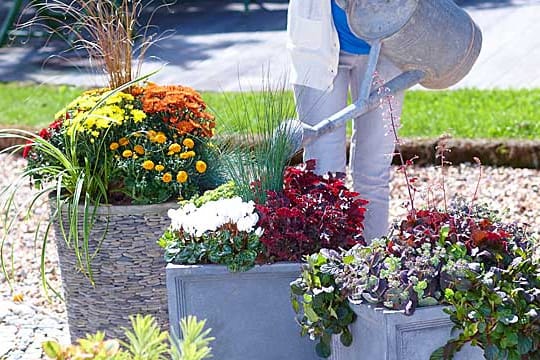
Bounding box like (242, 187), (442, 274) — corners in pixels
(301, 69), (425, 146)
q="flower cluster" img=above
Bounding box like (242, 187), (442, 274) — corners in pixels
(256, 160), (368, 262)
(25, 83), (221, 204)
(159, 184), (264, 272)
(167, 197), (262, 237)
(292, 201), (540, 358)
(135, 83), (215, 138)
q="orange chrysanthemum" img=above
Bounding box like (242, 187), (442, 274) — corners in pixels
(137, 84), (215, 138)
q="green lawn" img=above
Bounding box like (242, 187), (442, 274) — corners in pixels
(1, 83), (539, 139)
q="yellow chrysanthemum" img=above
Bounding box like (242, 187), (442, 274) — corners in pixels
(122, 150), (133, 158)
(162, 173), (172, 183)
(176, 171), (188, 183)
(91, 130), (100, 137)
(119, 137), (129, 146)
(155, 133), (167, 144)
(155, 164), (165, 172)
(134, 145), (145, 155)
(131, 109), (147, 123)
(142, 160), (155, 170)
(109, 142), (119, 151)
(195, 161), (207, 173)
(95, 117), (110, 129)
(179, 151), (196, 159)
(182, 138), (195, 149)
(168, 143), (181, 153)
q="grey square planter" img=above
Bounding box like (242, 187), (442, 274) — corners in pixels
(166, 262), (317, 360)
(331, 304), (485, 360)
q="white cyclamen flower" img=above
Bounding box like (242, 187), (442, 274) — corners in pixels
(167, 196), (260, 237)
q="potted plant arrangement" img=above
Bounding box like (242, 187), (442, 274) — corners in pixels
(290, 140), (540, 359)
(0, 0), (222, 340)
(159, 88), (370, 360)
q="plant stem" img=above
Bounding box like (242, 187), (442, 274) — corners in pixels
(386, 97), (416, 217)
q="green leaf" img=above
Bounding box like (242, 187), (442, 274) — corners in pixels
(42, 341), (62, 358)
(485, 344), (501, 360)
(505, 332), (518, 347)
(315, 341), (331, 358)
(328, 306), (338, 319)
(340, 329), (353, 347)
(343, 255), (354, 265)
(430, 346), (444, 360)
(507, 350), (521, 360)
(291, 297), (300, 314)
(517, 336), (533, 354)
(439, 225), (450, 245)
(304, 304), (320, 323)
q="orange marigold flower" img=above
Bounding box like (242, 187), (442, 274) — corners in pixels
(155, 132), (167, 144)
(119, 137), (129, 146)
(168, 143), (181, 153)
(195, 160), (207, 173)
(134, 145), (145, 155)
(142, 160), (155, 170)
(182, 138), (195, 149)
(180, 151), (196, 159)
(162, 172), (172, 183)
(109, 142), (119, 151)
(176, 171), (188, 183)
(155, 164), (165, 172)
(122, 150), (133, 158)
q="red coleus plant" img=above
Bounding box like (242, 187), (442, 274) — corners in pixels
(255, 159), (368, 263)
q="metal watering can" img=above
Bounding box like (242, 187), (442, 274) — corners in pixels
(288, 0), (482, 149)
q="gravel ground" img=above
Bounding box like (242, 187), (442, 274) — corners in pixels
(0, 154), (539, 359)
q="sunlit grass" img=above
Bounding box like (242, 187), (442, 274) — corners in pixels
(1, 83), (539, 139)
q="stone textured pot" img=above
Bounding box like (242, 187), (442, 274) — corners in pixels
(331, 304), (484, 360)
(166, 263), (318, 360)
(53, 202), (172, 341)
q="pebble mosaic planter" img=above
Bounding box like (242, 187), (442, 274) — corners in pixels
(166, 262), (318, 360)
(53, 202), (172, 341)
(331, 304), (484, 360)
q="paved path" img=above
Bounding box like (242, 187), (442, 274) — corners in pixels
(0, 0), (539, 90)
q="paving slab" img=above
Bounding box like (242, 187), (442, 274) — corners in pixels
(0, 0), (539, 90)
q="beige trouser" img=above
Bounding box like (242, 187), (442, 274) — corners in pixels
(293, 51), (404, 242)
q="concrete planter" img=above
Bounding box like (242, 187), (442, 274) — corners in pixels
(166, 262), (317, 360)
(53, 202), (172, 341)
(331, 304), (484, 360)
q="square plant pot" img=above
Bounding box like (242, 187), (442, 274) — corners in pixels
(166, 262), (317, 360)
(331, 304), (485, 360)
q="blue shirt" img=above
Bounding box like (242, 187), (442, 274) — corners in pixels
(331, 0), (371, 55)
